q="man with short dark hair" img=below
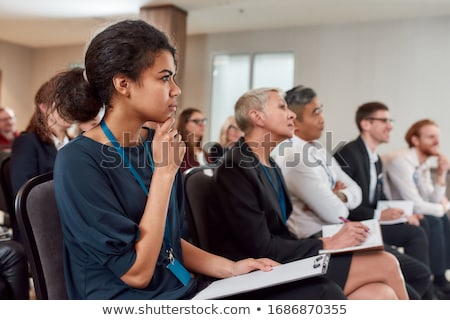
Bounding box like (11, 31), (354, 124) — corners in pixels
(331, 100), (433, 299)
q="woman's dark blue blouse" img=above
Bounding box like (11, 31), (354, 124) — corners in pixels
(54, 131), (196, 299)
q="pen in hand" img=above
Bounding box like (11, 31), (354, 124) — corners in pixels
(339, 216), (350, 223)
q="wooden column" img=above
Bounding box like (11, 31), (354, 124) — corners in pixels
(140, 5), (187, 94)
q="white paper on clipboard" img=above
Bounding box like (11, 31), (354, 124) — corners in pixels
(376, 200), (413, 225)
(192, 254), (330, 300)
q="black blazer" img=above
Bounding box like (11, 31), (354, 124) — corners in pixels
(334, 136), (387, 221)
(208, 137), (322, 263)
(10, 132), (58, 196)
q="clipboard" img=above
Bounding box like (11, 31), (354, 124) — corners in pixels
(192, 254), (330, 300)
(376, 200), (413, 225)
(319, 219), (384, 254)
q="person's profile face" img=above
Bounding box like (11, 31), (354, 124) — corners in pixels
(262, 91), (296, 143)
(0, 109), (16, 132)
(295, 97), (324, 141)
(226, 121), (242, 145)
(365, 110), (393, 144)
(125, 50), (180, 124)
(185, 112), (206, 140)
(415, 124), (440, 156)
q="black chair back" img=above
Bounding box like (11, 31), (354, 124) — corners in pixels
(15, 172), (68, 299)
(0, 156), (14, 217)
(183, 165), (215, 252)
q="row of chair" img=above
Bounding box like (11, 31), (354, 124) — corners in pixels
(0, 154), (67, 299)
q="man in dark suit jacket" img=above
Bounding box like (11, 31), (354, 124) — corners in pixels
(334, 101), (437, 299)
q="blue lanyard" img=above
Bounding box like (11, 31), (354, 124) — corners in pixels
(311, 147), (335, 189)
(413, 167), (420, 187)
(100, 120), (173, 248)
(319, 160), (336, 189)
(261, 161), (287, 223)
(100, 120), (190, 286)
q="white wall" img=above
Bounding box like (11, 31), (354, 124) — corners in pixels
(31, 45), (85, 101)
(0, 41), (33, 131)
(0, 42), (85, 131)
(182, 34), (211, 140)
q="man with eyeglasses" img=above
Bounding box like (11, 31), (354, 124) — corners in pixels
(0, 107), (19, 153)
(382, 119), (450, 298)
(334, 102), (435, 299)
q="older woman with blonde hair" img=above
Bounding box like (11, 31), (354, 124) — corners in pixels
(207, 115), (243, 164)
(218, 115), (243, 148)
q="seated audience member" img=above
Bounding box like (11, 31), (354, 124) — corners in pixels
(207, 115), (243, 163)
(10, 75), (72, 244)
(209, 87), (408, 299)
(0, 106), (20, 153)
(382, 119), (450, 297)
(10, 76), (72, 197)
(0, 240), (29, 299)
(52, 19), (346, 300)
(274, 87), (432, 299)
(334, 102), (434, 299)
(177, 108), (208, 173)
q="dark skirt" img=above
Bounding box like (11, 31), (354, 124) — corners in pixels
(324, 253), (353, 289)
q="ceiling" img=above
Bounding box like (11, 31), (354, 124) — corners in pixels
(1, 0), (450, 48)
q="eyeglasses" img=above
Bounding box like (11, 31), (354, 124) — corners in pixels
(366, 117), (394, 124)
(188, 118), (207, 125)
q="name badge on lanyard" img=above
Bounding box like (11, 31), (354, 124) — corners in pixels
(166, 249), (191, 286)
(100, 119), (190, 286)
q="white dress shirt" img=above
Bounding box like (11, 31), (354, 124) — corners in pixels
(195, 150), (213, 176)
(362, 140), (382, 220)
(382, 147), (447, 217)
(272, 136), (362, 238)
(52, 134), (69, 150)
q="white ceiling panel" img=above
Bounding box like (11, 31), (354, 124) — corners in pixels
(1, 0), (450, 48)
